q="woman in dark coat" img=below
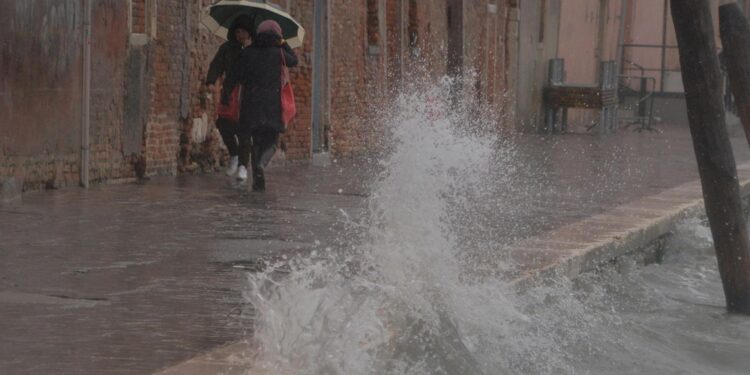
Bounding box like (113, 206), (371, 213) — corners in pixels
(223, 20), (298, 191)
(206, 15), (252, 177)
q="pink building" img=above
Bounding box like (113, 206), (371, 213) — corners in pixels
(552, 0), (750, 127)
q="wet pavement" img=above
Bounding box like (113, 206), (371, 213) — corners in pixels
(2, 123), (750, 375)
(0, 165), (372, 374)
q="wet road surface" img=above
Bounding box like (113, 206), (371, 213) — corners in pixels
(2, 123), (750, 374)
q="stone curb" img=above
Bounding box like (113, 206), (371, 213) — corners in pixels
(508, 161), (750, 289)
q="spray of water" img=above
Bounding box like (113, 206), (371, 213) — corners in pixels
(243, 78), (750, 375)
(244, 77), (533, 374)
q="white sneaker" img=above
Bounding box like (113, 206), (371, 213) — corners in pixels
(237, 165), (248, 181)
(225, 156), (239, 176)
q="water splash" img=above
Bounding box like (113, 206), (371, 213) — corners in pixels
(243, 79), (750, 374)
(245, 78), (527, 374)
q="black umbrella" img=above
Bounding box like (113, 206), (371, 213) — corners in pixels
(201, 0), (305, 48)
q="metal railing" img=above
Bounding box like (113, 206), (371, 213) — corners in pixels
(620, 43), (681, 94)
(618, 60), (657, 132)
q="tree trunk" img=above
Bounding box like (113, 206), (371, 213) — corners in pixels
(671, 0), (750, 314)
(719, 3), (750, 147)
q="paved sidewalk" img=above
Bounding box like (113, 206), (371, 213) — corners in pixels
(2, 123), (750, 374)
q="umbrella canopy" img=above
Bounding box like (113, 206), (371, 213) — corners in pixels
(201, 0), (305, 48)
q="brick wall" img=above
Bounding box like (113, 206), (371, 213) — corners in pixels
(141, 0), (183, 176)
(386, 0), (403, 92)
(328, 0), (369, 155)
(181, 0), (225, 172)
(89, 1), (133, 183)
(131, 0), (146, 34)
(327, 0), (449, 157)
(284, 0), (315, 160)
(413, 0), (449, 77)
(1, 0), (522, 195)
(461, 0), (516, 127)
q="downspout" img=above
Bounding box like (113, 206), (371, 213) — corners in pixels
(81, 0), (91, 188)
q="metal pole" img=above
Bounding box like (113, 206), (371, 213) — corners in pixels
(81, 0), (91, 188)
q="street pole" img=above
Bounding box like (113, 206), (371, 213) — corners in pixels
(671, 0), (750, 314)
(719, 3), (750, 147)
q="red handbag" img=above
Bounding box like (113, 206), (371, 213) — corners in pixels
(280, 50), (296, 127)
(216, 85), (241, 123)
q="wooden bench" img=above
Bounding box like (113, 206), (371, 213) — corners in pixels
(542, 59), (618, 133)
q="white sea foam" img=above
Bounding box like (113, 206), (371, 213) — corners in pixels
(243, 79), (750, 375)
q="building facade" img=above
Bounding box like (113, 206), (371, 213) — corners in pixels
(0, 0), (526, 196)
(553, 0), (750, 127)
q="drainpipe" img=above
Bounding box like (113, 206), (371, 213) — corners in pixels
(81, 0), (91, 188)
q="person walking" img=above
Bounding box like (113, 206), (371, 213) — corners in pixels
(223, 20), (298, 191)
(206, 15), (253, 177)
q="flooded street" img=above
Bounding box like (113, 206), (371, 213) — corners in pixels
(458, 217), (750, 375)
(557, 218), (750, 375)
(6, 1), (750, 374)
(3, 85), (750, 374)
(0, 168), (371, 374)
(239, 86), (750, 375)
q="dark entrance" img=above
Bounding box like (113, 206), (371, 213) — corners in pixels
(447, 0), (463, 78)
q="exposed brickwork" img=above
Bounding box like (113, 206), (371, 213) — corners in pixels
(412, 1), (449, 77)
(131, 0), (146, 34)
(150, 1), (189, 174)
(182, 0), (222, 172)
(386, 0), (403, 92)
(461, 0), (515, 129)
(89, 1), (133, 183)
(328, 0), (369, 156)
(283, 0), (315, 160)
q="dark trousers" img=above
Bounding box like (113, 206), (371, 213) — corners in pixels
(251, 131), (279, 172)
(239, 131), (278, 189)
(239, 131), (278, 172)
(216, 118), (239, 157)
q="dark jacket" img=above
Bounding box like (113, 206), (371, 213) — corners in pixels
(223, 33), (299, 134)
(205, 20), (248, 85)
